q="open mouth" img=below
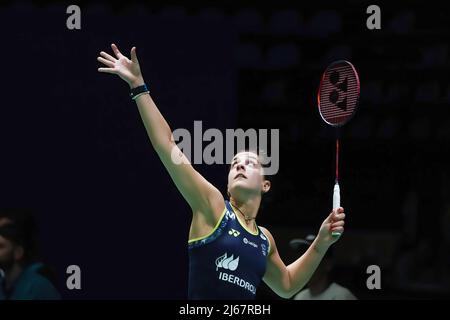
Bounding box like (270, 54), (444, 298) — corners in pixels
(234, 173), (247, 180)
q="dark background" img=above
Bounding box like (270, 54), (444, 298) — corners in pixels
(0, 0), (449, 299)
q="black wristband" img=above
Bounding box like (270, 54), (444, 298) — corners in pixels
(130, 84), (149, 100)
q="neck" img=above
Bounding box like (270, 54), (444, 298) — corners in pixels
(4, 263), (23, 290)
(229, 196), (260, 225)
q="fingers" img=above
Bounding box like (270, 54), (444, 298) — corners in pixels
(330, 209), (345, 233)
(130, 46), (138, 63)
(331, 220), (345, 228)
(328, 208), (345, 222)
(331, 226), (344, 233)
(98, 67), (116, 74)
(100, 51), (116, 62)
(333, 213), (345, 221)
(328, 206), (343, 216)
(335, 207), (344, 214)
(111, 43), (123, 59)
(97, 56), (115, 68)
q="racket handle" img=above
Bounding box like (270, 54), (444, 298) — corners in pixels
(332, 182), (341, 237)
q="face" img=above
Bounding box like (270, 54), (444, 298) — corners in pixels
(227, 151), (270, 199)
(0, 218), (23, 271)
(0, 217), (12, 226)
(0, 235), (15, 271)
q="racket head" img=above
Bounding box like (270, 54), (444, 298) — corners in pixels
(317, 60), (360, 127)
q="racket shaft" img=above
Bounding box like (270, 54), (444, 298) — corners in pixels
(332, 182), (341, 237)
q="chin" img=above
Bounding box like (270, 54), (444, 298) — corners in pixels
(231, 183), (257, 196)
(231, 180), (250, 189)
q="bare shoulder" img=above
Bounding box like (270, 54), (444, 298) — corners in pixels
(259, 226), (273, 239)
(259, 226), (272, 238)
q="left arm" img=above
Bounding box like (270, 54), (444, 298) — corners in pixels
(262, 207), (345, 299)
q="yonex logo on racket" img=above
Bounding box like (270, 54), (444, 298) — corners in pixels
(329, 70), (348, 111)
(318, 60), (360, 127)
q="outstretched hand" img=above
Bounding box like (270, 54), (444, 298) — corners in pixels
(97, 43), (144, 88)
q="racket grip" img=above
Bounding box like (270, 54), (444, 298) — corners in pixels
(332, 182), (341, 237)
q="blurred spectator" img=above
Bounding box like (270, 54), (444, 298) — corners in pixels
(0, 209), (60, 300)
(393, 236), (449, 294)
(290, 235), (357, 300)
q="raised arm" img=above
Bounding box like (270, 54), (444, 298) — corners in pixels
(97, 44), (224, 222)
(261, 207), (345, 299)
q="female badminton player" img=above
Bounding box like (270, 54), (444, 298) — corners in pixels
(97, 44), (346, 299)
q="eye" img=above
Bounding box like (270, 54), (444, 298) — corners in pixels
(246, 159), (257, 167)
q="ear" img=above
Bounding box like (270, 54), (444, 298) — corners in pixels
(262, 179), (271, 194)
(14, 245), (24, 262)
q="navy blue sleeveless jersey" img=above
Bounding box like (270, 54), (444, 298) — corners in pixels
(188, 200), (271, 300)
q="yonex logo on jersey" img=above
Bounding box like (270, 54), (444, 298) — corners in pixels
(243, 237), (258, 248)
(228, 229), (240, 237)
(215, 253), (239, 272)
(260, 233), (267, 241)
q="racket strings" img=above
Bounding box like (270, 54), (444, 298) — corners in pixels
(318, 61), (360, 127)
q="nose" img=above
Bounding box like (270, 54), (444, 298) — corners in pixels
(236, 163), (245, 172)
